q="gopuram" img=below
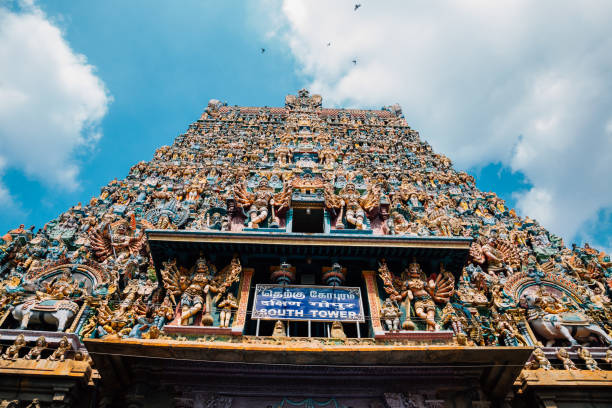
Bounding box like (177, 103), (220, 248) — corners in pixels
(0, 89), (611, 408)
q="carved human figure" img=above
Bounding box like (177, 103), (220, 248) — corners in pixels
(588, 285), (609, 310)
(577, 347), (601, 371)
(235, 179), (272, 228)
(441, 303), (464, 336)
(330, 321), (347, 339)
(380, 298), (401, 331)
(180, 282), (205, 325)
(425, 200), (452, 236)
(496, 317), (527, 347)
(234, 179), (290, 228)
(272, 320), (285, 337)
(25, 336), (47, 361)
(217, 293), (239, 328)
(527, 348), (551, 370)
(378, 259), (453, 331)
(401, 261), (454, 331)
(556, 348), (577, 370)
(154, 296), (175, 329)
(49, 336), (72, 361)
(25, 399), (41, 408)
(2, 334), (26, 360)
(41, 267), (80, 300)
(605, 347), (612, 365)
(318, 146), (338, 168)
(273, 145), (292, 166)
(385, 211), (414, 236)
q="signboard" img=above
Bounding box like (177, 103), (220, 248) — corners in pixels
(252, 284), (365, 322)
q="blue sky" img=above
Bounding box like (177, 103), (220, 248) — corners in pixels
(0, 0), (301, 231)
(0, 0), (610, 252)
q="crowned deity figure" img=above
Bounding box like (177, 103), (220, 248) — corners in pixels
(234, 179), (291, 228)
(273, 144), (293, 167)
(161, 255), (242, 328)
(180, 280), (206, 325)
(378, 259), (454, 331)
(324, 182), (380, 230)
(39, 267), (81, 300)
(180, 257), (217, 326)
(402, 261), (437, 331)
(318, 145), (339, 169)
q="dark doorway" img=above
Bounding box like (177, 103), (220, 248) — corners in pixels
(292, 208), (324, 233)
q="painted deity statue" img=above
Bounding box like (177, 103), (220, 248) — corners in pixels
(180, 260), (214, 326)
(234, 179), (291, 228)
(2, 334), (26, 360)
(380, 298), (402, 331)
(161, 255), (242, 328)
(324, 182), (380, 230)
(39, 267), (81, 300)
(318, 145), (338, 169)
(378, 259), (455, 331)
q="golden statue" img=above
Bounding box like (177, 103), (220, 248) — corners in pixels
(2, 334), (26, 361)
(49, 336), (72, 361)
(25, 336), (47, 361)
(577, 346), (600, 371)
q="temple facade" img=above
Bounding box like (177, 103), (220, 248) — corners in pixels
(0, 90), (611, 407)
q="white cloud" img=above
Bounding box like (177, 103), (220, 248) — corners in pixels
(265, 0), (612, 247)
(0, 2), (110, 193)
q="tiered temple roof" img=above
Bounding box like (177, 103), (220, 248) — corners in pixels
(0, 89), (611, 407)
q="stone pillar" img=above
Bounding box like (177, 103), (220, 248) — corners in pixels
(362, 270), (384, 337)
(231, 267), (254, 335)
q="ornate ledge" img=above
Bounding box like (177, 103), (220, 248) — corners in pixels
(516, 368), (612, 392)
(162, 325), (234, 336)
(0, 358), (96, 384)
(374, 330), (454, 343)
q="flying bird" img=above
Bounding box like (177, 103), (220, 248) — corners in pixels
(352, 59), (357, 65)
(327, 42), (331, 47)
(261, 48), (266, 54)
(354, 4), (361, 11)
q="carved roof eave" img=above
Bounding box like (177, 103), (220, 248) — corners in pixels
(85, 337), (532, 398)
(146, 229), (472, 277)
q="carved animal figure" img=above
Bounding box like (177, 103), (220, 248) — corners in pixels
(523, 293), (612, 346)
(11, 298), (79, 332)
